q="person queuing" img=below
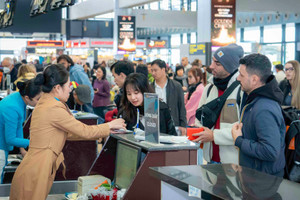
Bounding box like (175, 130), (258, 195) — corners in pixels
(93, 65), (110, 119)
(279, 60), (300, 109)
(73, 84), (94, 113)
(57, 55), (94, 102)
(232, 53), (285, 177)
(14, 64), (36, 91)
(274, 64), (286, 84)
(0, 79), (42, 183)
(118, 73), (176, 135)
(151, 59), (187, 136)
(184, 68), (205, 126)
(1, 57), (18, 90)
(193, 44), (244, 164)
(110, 61), (134, 110)
(9, 64), (126, 200)
(174, 65), (188, 92)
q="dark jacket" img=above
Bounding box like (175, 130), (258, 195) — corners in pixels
(114, 88), (123, 111)
(152, 77), (187, 127)
(279, 78), (292, 106)
(235, 75), (286, 176)
(119, 101), (177, 135)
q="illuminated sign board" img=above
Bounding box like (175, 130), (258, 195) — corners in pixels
(147, 40), (168, 49)
(189, 43), (206, 55)
(118, 16), (136, 52)
(27, 40), (64, 47)
(211, 0), (236, 46)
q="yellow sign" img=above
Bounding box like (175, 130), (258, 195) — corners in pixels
(189, 44), (206, 55)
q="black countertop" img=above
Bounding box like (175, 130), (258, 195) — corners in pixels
(110, 134), (199, 151)
(150, 164), (300, 200)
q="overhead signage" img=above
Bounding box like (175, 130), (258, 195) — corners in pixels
(90, 39), (145, 48)
(211, 0), (236, 46)
(189, 43), (206, 55)
(144, 93), (160, 144)
(35, 48), (57, 54)
(66, 39), (89, 48)
(118, 16), (136, 52)
(147, 40), (168, 49)
(27, 40), (64, 47)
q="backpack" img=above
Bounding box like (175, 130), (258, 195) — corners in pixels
(282, 106), (300, 182)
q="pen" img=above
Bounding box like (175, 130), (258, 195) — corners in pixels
(136, 108), (139, 129)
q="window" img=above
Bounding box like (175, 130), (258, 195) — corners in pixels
(171, 34), (181, 47)
(182, 33), (187, 44)
(150, 2), (159, 10)
(160, 0), (169, 10)
(191, 0), (197, 11)
(244, 27), (260, 42)
(286, 23), (295, 42)
(236, 28), (241, 43)
(191, 32), (197, 43)
(171, 0), (181, 11)
(264, 24), (282, 43)
(285, 43), (295, 62)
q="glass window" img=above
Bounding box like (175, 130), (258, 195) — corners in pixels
(172, 0), (181, 11)
(160, 0), (169, 10)
(236, 28), (241, 43)
(191, 32), (197, 43)
(150, 2), (159, 10)
(263, 24), (282, 43)
(171, 49), (180, 65)
(171, 34), (181, 47)
(182, 33), (187, 44)
(286, 23), (295, 42)
(285, 43), (295, 62)
(191, 0), (197, 11)
(244, 26), (260, 42)
(260, 44), (282, 65)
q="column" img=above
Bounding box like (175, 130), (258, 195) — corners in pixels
(197, 0), (211, 43)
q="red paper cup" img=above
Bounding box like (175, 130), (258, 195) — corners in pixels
(187, 127), (204, 141)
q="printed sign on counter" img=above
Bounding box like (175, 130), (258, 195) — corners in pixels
(144, 93), (160, 144)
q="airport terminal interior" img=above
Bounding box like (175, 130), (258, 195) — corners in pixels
(0, 0), (300, 199)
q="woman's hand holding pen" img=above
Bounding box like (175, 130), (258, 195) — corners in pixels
(107, 118), (127, 130)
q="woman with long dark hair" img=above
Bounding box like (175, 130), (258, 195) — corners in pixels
(119, 73), (176, 135)
(10, 64), (126, 200)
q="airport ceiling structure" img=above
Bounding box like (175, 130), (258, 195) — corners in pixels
(68, 0), (300, 38)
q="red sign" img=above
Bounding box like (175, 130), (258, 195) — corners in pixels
(91, 41), (114, 46)
(27, 40), (64, 47)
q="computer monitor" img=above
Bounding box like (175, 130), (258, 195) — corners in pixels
(114, 141), (141, 189)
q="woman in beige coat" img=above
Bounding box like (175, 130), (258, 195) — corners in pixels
(10, 64), (126, 200)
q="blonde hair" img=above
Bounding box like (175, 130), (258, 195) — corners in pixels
(286, 60), (300, 109)
(17, 64), (36, 77)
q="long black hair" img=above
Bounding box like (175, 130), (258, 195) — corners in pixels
(95, 65), (107, 80)
(17, 79), (42, 100)
(120, 73), (154, 123)
(34, 64), (69, 93)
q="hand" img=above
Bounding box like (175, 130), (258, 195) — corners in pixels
(232, 123), (243, 142)
(20, 148), (27, 157)
(94, 88), (99, 94)
(182, 86), (187, 91)
(178, 127), (187, 136)
(192, 127), (214, 143)
(107, 118), (126, 130)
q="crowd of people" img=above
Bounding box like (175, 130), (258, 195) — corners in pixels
(0, 43), (300, 198)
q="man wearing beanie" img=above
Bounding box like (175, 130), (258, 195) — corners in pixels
(193, 43), (244, 165)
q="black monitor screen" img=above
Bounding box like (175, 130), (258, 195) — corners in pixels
(115, 141), (141, 189)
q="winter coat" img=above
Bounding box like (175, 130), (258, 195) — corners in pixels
(235, 75), (285, 177)
(195, 72), (242, 164)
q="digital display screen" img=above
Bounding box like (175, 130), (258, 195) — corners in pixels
(115, 141), (141, 189)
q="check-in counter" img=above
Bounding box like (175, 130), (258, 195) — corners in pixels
(149, 164), (300, 200)
(88, 133), (199, 200)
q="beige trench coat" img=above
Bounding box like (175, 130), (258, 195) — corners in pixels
(10, 93), (110, 200)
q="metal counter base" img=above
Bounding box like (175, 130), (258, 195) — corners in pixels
(0, 180), (77, 198)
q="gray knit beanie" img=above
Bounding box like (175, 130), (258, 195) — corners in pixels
(213, 44), (244, 74)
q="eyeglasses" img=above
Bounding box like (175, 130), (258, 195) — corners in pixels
(285, 67), (294, 72)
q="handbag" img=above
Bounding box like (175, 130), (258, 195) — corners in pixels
(195, 81), (240, 129)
